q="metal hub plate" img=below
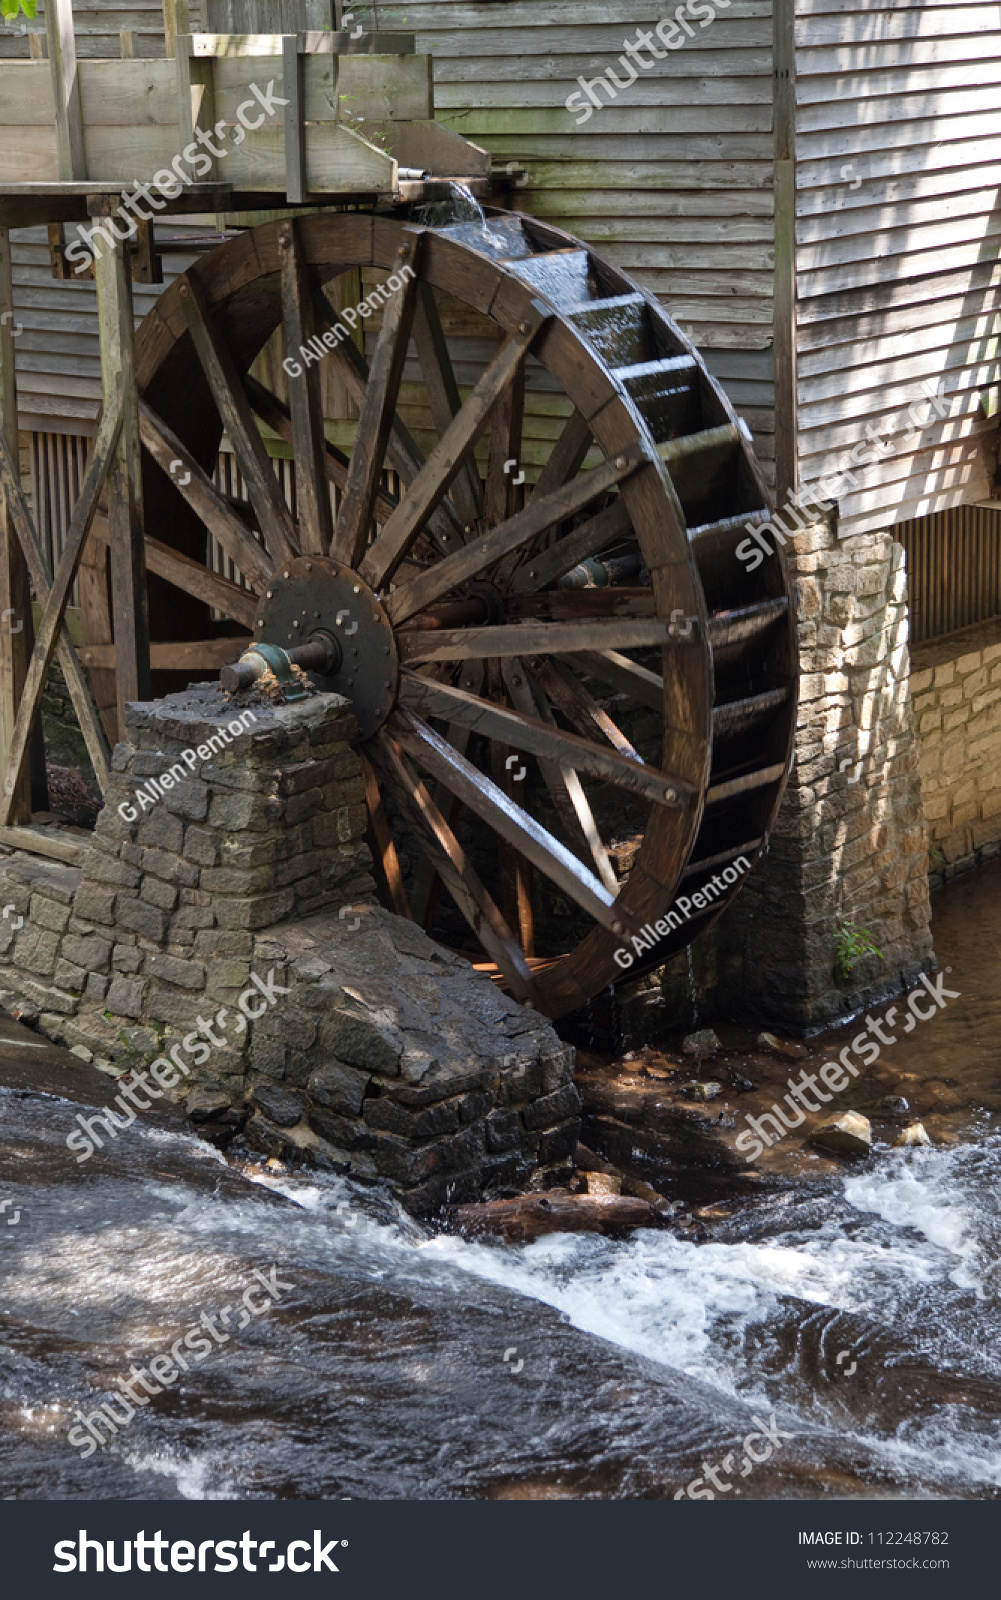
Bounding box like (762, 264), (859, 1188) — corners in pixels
(254, 556), (398, 738)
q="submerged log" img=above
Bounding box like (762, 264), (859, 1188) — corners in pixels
(449, 1191), (665, 1243)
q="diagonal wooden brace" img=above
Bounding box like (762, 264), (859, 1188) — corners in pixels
(0, 398), (120, 823)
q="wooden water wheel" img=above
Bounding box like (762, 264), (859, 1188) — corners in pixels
(117, 210), (796, 1019)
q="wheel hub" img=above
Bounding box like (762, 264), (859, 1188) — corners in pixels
(254, 555), (398, 738)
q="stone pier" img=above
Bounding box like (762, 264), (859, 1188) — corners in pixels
(0, 684), (578, 1214)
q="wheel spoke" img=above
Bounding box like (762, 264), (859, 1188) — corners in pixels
(398, 616), (673, 665)
(360, 751), (411, 918)
(531, 408), (593, 500)
(177, 272), (297, 569)
(384, 448), (642, 626)
(315, 281), (466, 556)
(331, 235), (423, 567)
(398, 670), (687, 808)
(526, 656), (644, 762)
(366, 729), (538, 1003)
(359, 308), (548, 592)
(91, 518), (260, 630)
(388, 706), (628, 933)
(563, 647), (664, 713)
(412, 282), (482, 528)
(483, 336), (525, 532)
(504, 587), (655, 621)
(138, 401), (273, 593)
(508, 500), (632, 595)
(244, 376), (399, 524)
(279, 220), (334, 556)
(408, 658), (484, 927)
(500, 658), (618, 895)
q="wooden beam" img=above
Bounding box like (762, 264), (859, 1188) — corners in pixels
(0, 226), (32, 825)
(0, 824), (85, 868)
(282, 34), (307, 205)
(120, 30), (139, 59)
(162, 0), (190, 61)
(773, 0), (798, 506)
(94, 223), (151, 733)
(46, 0), (86, 183)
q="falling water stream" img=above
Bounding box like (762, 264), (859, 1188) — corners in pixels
(2, 861), (1001, 1500)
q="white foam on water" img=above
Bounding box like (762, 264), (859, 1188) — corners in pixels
(844, 1143), (990, 1294)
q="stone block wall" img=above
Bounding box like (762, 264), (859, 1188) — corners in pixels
(909, 616), (1001, 889)
(0, 684), (578, 1214)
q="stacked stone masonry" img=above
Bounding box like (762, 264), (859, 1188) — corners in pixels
(909, 616), (1001, 888)
(0, 685), (578, 1214)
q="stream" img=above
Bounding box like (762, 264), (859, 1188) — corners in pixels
(2, 861), (1000, 1501)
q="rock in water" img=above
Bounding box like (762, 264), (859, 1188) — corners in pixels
(678, 1080), (723, 1101)
(450, 1192), (664, 1242)
(757, 1031), (807, 1059)
(894, 1122), (932, 1147)
(683, 1029), (720, 1055)
(809, 1110), (872, 1157)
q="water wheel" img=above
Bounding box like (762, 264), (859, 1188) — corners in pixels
(118, 210), (796, 1020)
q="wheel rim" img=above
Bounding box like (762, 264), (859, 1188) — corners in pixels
(121, 209), (797, 1020)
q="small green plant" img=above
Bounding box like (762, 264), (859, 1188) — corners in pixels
(835, 921), (884, 981)
(1, 1), (37, 23)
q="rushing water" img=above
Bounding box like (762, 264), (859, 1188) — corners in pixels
(2, 863), (1001, 1501)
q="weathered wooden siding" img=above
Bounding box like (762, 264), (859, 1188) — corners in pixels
(9, 224), (224, 434)
(0, 2), (172, 59)
(384, 0), (777, 480)
(793, 0), (1001, 537)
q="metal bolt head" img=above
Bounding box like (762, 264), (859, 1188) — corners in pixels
(266, 590), (273, 600)
(518, 320), (530, 335)
(292, 620), (300, 628)
(664, 786), (678, 803)
(464, 524), (474, 535)
(179, 283), (188, 297)
(612, 920), (624, 935)
(614, 455), (627, 470)
(353, 585), (361, 594)
(305, 561), (312, 571)
(283, 570), (290, 579)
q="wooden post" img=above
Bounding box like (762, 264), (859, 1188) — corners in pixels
(773, 0), (798, 509)
(0, 227), (32, 824)
(92, 210), (151, 731)
(175, 31), (218, 182)
(120, 29), (139, 58)
(162, 0), (190, 61)
(27, 32), (46, 60)
(283, 35), (307, 204)
(46, 0), (86, 183)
